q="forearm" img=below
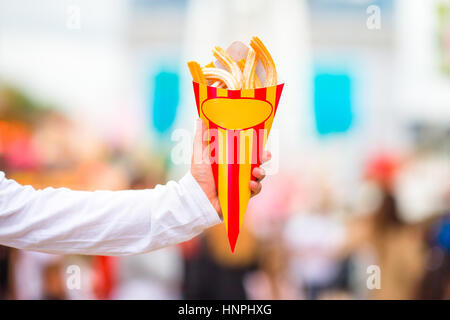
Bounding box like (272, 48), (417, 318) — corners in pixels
(0, 171), (221, 255)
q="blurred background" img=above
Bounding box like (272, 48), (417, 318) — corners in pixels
(0, 0), (449, 300)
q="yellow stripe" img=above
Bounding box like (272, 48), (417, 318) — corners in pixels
(238, 129), (253, 228)
(240, 88), (255, 98)
(218, 128), (228, 231)
(216, 88), (228, 97)
(263, 86), (277, 147)
(239, 129), (253, 165)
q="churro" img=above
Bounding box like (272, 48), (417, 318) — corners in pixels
(242, 48), (257, 89)
(250, 36), (277, 87)
(238, 59), (246, 72)
(187, 37), (277, 89)
(202, 67), (239, 90)
(213, 46), (243, 89)
(187, 61), (207, 85)
(211, 80), (226, 88)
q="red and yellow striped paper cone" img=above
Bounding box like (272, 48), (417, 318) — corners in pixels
(193, 82), (284, 252)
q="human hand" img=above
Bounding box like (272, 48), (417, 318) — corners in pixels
(191, 119), (271, 218)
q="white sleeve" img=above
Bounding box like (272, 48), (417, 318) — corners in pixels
(0, 171), (221, 256)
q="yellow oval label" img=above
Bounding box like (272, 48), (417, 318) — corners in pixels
(202, 98), (273, 130)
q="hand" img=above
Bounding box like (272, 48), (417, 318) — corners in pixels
(191, 119), (271, 218)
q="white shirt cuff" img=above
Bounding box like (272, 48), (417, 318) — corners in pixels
(179, 172), (222, 227)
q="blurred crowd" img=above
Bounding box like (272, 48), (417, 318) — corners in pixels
(1, 83), (449, 300)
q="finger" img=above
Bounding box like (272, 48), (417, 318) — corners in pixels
(252, 167), (266, 182)
(250, 180), (262, 196)
(193, 118), (206, 164)
(194, 118), (202, 144)
(261, 150), (272, 164)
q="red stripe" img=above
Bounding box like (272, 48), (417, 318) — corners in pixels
(208, 121), (219, 190)
(254, 87), (267, 101)
(227, 129), (240, 252)
(193, 82), (200, 115)
(207, 85), (217, 99)
(228, 89), (241, 99)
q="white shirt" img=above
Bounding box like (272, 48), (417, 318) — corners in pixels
(0, 171), (221, 256)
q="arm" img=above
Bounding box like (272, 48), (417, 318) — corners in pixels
(0, 170), (221, 256)
(0, 119), (267, 256)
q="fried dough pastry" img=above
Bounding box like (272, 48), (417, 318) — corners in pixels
(211, 80), (226, 88)
(250, 36), (277, 87)
(187, 37), (277, 89)
(187, 61), (207, 85)
(213, 46), (243, 89)
(238, 59), (246, 71)
(202, 67), (239, 90)
(242, 48), (257, 89)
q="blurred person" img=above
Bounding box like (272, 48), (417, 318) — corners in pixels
(13, 250), (64, 300)
(245, 238), (299, 300)
(42, 260), (66, 300)
(283, 188), (346, 300)
(340, 153), (429, 299)
(0, 245), (16, 299)
(417, 213), (450, 299)
(345, 190), (427, 299)
(182, 223), (258, 299)
(113, 246), (182, 300)
(0, 119), (269, 256)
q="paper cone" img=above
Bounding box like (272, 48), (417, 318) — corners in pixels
(193, 82), (284, 252)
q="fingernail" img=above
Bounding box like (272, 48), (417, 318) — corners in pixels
(259, 168), (265, 176)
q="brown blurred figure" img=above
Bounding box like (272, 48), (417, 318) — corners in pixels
(42, 261), (67, 300)
(346, 190), (426, 299)
(245, 238), (299, 300)
(416, 212), (450, 300)
(0, 246), (16, 299)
